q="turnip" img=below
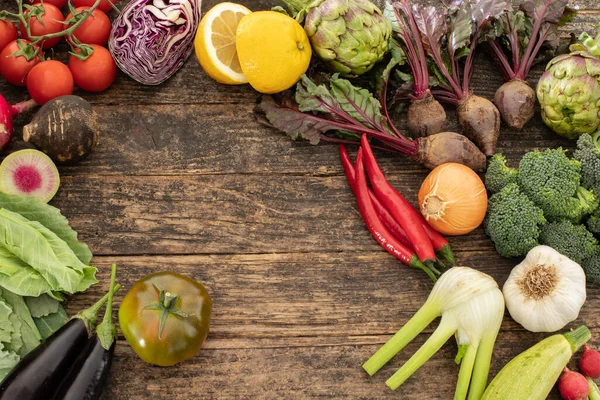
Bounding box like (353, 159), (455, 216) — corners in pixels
(0, 149), (60, 203)
(558, 368), (590, 400)
(0, 95), (37, 152)
(408, 0), (507, 156)
(384, 1), (446, 137)
(488, 0), (573, 129)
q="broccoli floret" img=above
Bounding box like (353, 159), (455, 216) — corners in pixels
(587, 208), (600, 235)
(582, 250), (600, 285)
(484, 183), (546, 258)
(538, 220), (599, 264)
(485, 154), (518, 194)
(574, 131), (600, 196)
(518, 148), (597, 223)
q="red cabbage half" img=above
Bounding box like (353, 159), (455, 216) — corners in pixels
(109, 0), (202, 85)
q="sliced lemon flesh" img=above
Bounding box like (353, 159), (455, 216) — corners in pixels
(195, 2), (250, 84)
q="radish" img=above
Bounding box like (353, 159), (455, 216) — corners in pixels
(580, 345), (600, 379)
(559, 368), (590, 400)
(0, 95), (37, 152)
(488, 0), (573, 129)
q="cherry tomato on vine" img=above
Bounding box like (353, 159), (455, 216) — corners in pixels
(27, 0), (67, 8)
(118, 271), (213, 367)
(20, 3), (65, 49)
(27, 60), (73, 105)
(67, 7), (111, 46)
(0, 21), (18, 53)
(72, 0), (116, 14)
(0, 39), (42, 86)
(68, 44), (115, 92)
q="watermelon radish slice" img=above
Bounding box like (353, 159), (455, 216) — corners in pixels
(0, 149), (60, 203)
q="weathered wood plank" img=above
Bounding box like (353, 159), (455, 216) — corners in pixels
(72, 256), (598, 400)
(50, 172), (504, 256)
(73, 255), (600, 339)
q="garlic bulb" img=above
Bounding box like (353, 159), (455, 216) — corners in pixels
(503, 245), (586, 333)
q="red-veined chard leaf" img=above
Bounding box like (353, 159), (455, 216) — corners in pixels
(469, 0), (510, 29)
(443, 0), (464, 10)
(448, 7), (473, 55)
(413, 5), (448, 53)
(520, 0), (569, 24)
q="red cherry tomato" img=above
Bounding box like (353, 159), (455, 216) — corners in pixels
(0, 39), (42, 86)
(68, 44), (115, 92)
(0, 21), (18, 53)
(27, 0), (68, 8)
(26, 60), (73, 105)
(71, 0), (116, 14)
(67, 7), (111, 46)
(20, 3), (65, 49)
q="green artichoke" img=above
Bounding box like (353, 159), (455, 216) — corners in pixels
(537, 31), (600, 139)
(280, 0), (392, 77)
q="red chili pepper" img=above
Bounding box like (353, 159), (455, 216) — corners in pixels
(340, 145), (414, 251)
(354, 148), (437, 281)
(421, 221), (455, 265)
(360, 135), (437, 265)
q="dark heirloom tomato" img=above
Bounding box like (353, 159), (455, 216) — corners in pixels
(118, 272), (212, 367)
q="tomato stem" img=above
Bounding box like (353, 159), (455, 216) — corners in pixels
(144, 280), (192, 340)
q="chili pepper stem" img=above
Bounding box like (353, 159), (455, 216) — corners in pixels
(97, 264), (118, 351)
(437, 244), (455, 266)
(73, 282), (121, 336)
(409, 256), (437, 281)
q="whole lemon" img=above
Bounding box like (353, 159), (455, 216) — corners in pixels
(236, 11), (311, 94)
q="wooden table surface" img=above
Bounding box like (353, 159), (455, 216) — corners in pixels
(1, 0), (600, 398)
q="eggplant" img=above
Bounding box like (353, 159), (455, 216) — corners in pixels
(0, 284), (120, 400)
(51, 264), (118, 400)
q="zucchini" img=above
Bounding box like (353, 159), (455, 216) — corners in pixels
(481, 325), (591, 400)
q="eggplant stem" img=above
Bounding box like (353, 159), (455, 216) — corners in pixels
(73, 281), (121, 336)
(96, 264), (118, 350)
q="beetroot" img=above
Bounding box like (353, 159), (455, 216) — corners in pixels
(457, 95), (501, 156)
(580, 345), (600, 379)
(0, 95), (37, 152)
(493, 79), (536, 130)
(407, 93), (446, 138)
(559, 368), (590, 400)
(487, 0), (572, 129)
(415, 131), (487, 171)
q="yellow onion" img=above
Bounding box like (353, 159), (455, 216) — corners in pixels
(418, 163), (487, 235)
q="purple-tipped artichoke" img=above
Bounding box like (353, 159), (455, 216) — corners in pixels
(537, 31), (600, 139)
(109, 0), (202, 85)
(280, 0), (392, 77)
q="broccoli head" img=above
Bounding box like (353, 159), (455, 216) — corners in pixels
(574, 131), (600, 196)
(538, 220), (598, 265)
(587, 208), (600, 235)
(518, 148), (597, 223)
(485, 154), (518, 194)
(582, 250), (600, 285)
(484, 183), (546, 258)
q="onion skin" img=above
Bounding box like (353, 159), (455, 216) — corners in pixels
(109, 0), (202, 85)
(418, 163), (487, 235)
(494, 79), (536, 130)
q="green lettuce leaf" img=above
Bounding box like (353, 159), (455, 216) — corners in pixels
(0, 193), (92, 265)
(0, 289), (41, 356)
(0, 247), (53, 298)
(25, 294), (59, 318)
(0, 343), (20, 383)
(0, 301), (14, 343)
(0, 209), (89, 295)
(33, 304), (67, 340)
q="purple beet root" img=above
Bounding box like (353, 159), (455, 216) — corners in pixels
(457, 94), (501, 157)
(494, 79), (536, 130)
(407, 93), (446, 138)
